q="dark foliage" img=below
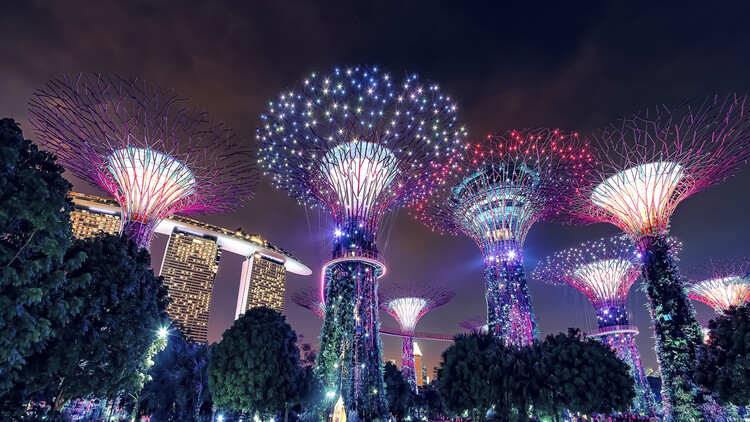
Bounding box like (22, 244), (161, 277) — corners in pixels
(141, 338), (213, 421)
(437, 330), (635, 421)
(540, 329), (635, 416)
(436, 333), (496, 420)
(209, 307), (317, 421)
(383, 361), (413, 420)
(0, 118), (75, 394)
(9, 234), (169, 415)
(695, 303), (750, 406)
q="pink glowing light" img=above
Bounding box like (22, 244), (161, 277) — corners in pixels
(687, 257), (750, 313)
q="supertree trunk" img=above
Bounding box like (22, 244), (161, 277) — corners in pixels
(637, 235), (705, 421)
(317, 263), (356, 407)
(401, 336), (417, 390)
(121, 220), (157, 249)
(316, 222), (386, 420)
(599, 330), (657, 416)
(352, 261), (387, 419)
(484, 255), (539, 347)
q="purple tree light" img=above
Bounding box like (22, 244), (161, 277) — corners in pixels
(378, 283), (454, 391)
(411, 128), (593, 346)
(257, 66), (465, 418)
(533, 235), (662, 416)
(686, 256), (750, 314)
(292, 286), (326, 318)
(568, 95), (750, 421)
(29, 73), (257, 248)
(459, 315), (488, 333)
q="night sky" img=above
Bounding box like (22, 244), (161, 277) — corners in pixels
(4, 1), (750, 379)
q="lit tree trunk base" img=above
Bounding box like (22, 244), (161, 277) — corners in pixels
(316, 259), (386, 420)
(401, 336), (417, 391)
(637, 234), (706, 421)
(484, 256), (539, 347)
(599, 330), (658, 416)
(121, 219), (156, 249)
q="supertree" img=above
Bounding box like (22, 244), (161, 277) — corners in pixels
(459, 315), (488, 333)
(292, 285), (326, 318)
(29, 73), (257, 248)
(568, 95), (750, 421)
(257, 65), (466, 417)
(686, 256), (750, 314)
(378, 282), (454, 391)
(411, 128), (592, 346)
(533, 235), (660, 415)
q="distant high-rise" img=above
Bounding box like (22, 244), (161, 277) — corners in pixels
(413, 342), (426, 387)
(159, 229), (221, 343)
(70, 206), (121, 239)
(235, 251), (287, 316)
(68, 192), (311, 342)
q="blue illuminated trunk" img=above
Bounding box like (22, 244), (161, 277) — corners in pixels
(483, 244), (539, 347)
(594, 306), (657, 416)
(316, 219), (386, 420)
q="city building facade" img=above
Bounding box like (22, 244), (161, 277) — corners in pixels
(69, 192), (312, 342)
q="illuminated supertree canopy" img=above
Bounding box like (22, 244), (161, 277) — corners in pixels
(379, 283), (454, 391)
(686, 256), (750, 313)
(29, 73), (258, 248)
(533, 235), (660, 415)
(411, 128), (593, 346)
(258, 65), (465, 418)
(459, 315), (488, 333)
(291, 286), (326, 318)
(567, 95), (750, 421)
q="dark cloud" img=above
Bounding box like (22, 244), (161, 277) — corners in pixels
(3, 0), (750, 376)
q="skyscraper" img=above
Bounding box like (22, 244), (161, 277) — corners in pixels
(69, 192), (122, 239)
(68, 192), (312, 342)
(235, 251), (287, 317)
(414, 342), (425, 387)
(159, 229), (221, 343)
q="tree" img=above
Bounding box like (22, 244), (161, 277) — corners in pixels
(488, 342), (550, 422)
(0, 118), (76, 394)
(383, 361), (412, 420)
(418, 382), (444, 421)
(208, 307), (309, 422)
(141, 337), (213, 421)
(436, 333), (496, 420)
(15, 233), (169, 413)
(540, 329), (635, 416)
(695, 304), (750, 406)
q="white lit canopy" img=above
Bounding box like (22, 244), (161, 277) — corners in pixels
(321, 141), (398, 221)
(591, 162), (683, 237)
(106, 147), (196, 223)
(387, 297), (429, 334)
(572, 259), (639, 305)
(689, 276), (750, 313)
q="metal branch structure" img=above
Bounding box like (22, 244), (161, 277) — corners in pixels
(533, 236), (659, 415)
(686, 256), (750, 313)
(411, 128), (593, 346)
(459, 315), (488, 333)
(567, 95), (750, 421)
(257, 65), (465, 418)
(378, 283), (454, 390)
(292, 286), (326, 318)
(29, 73), (258, 248)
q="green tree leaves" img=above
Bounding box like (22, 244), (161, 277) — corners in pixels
(695, 303), (750, 407)
(437, 330), (635, 421)
(0, 118), (74, 393)
(209, 307), (316, 420)
(17, 234), (169, 412)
